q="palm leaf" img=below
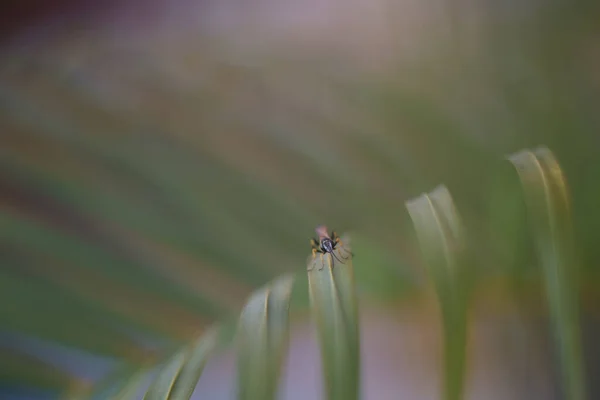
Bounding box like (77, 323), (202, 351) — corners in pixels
(168, 326), (221, 400)
(236, 275), (295, 400)
(142, 352), (186, 400)
(140, 326), (220, 400)
(110, 368), (150, 400)
(508, 147), (587, 400)
(1, 4), (598, 395)
(405, 185), (470, 400)
(307, 236), (360, 400)
(101, 236), (360, 400)
(84, 146), (592, 400)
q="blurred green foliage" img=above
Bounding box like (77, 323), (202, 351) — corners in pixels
(0, 0), (599, 398)
(91, 148), (587, 400)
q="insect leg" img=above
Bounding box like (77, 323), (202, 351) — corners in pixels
(332, 233), (352, 260)
(332, 231), (344, 248)
(308, 248), (317, 271)
(310, 238), (320, 250)
(308, 238), (324, 271)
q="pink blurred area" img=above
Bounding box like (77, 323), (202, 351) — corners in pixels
(0, 0), (471, 68)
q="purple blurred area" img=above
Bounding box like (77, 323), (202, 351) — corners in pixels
(0, 1), (105, 40)
(0, 0), (193, 45)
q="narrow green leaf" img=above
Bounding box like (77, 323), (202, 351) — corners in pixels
(406, 185), (469, 400)
(109, 367), (150, 400)
(236, 274), (295, 400)
(91, 325), (219, 400)
(168, 326), (220, 400)
(307, 235), (360, 400)
(142, 352), (186, 400)
(508, 147), (587, 400)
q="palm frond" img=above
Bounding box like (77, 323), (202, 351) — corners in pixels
(236, 275), (295, 400)
(406, 185), (471, 400)
(508, 147), (587, 400)
(307, 237), (360, 400)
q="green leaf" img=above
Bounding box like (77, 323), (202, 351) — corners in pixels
(139, 326), (220, 400)
(236, 274), (295, 400)
(142, 352), (186, 400)
(169, 326), (220, 400)
(110, 368), (149, 400)
(307, 235), (360, 400)
(508, 147), (587, 400)
(405, 185), (469, 400)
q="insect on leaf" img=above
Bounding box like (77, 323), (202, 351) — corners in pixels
(307, 234), (360, 400)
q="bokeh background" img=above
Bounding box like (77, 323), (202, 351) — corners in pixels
(1, 0), (599, 399)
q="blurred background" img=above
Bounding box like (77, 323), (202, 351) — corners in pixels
(1, 0), (599, 399)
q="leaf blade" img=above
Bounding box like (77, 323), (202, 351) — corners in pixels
(142, 352), (186, 400)
(168, 326), (220, 400)
(307, 236), (360, 400)
(406, 185), (469, 400)
(236, 274), (295, 400)
(508, 147), (587, 400)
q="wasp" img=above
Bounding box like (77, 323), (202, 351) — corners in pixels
(308, 225), (353, 270)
